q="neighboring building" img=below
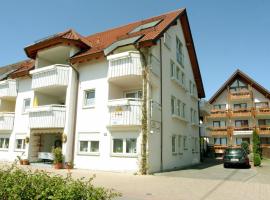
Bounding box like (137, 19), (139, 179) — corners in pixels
(206, 70), (270, 158)
(0, 8), (206, 173)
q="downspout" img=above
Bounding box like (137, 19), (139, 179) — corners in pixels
(159, 39), (163, 172)
(198, 100), (202, 162)
(67, 60), (79, 164)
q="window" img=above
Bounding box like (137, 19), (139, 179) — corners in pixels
(176, 37), (184, 66)
(79, 140), (99, 153)
(260, 137), (270, 145)
(194, 137), (199, 152)
(236, 138), (242, 145)
(22, 98), (31, 113)
(213, 104), (226, 110)
(15, 139), (26, 150)
(230, 79), (248, 92)
(171, 96), (176, 115)
(172, 135), (176, 154)
(235, 120), (249, 127)
(0, 138), (9, 149)
(189, 81), (192, 94)
(258, 119), (270, 126)
(190, 108), (193, 122)
(177, 100), (181, 116)
(84, 89), (95, 107)
(183, 136), (188, 150)
(125, 90), (142, 99)
(129, 19), (162, 34)
(164, 32), (172, 49)
(181, 103), (186, 118)
(178, 135), (182, 154)
(170, 60), (175, 78)
(234, 103), (247, 109)
(181, 72), (185, 86)
(214, 137), (227, 145)
(213, 121), (226, 127)
(112, 138), (137, 155)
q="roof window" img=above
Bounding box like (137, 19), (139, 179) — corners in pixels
(129, 19), (162, 34)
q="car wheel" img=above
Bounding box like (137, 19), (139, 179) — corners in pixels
(224, 164), (228, 168)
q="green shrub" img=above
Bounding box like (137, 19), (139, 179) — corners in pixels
(254, 153), (261, 167)
(0, 165), (120, 200)
(252, 130), (261, 155)
(241, 141), (250, 154)
(52, 147), (64, 164)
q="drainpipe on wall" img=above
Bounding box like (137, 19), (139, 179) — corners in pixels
(159, 39), (163, 172)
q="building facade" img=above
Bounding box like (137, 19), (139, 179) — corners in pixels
(0, 9), (206, 173)
(206, 70), (270, 158)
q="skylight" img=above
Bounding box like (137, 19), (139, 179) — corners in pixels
(129, 19), (162, 34)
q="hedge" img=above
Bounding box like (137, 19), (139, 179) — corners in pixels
(0, 165), (120, 200)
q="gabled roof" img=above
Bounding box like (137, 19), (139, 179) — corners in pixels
(25, 29), (91, 59)
(209, 69), (270, 104)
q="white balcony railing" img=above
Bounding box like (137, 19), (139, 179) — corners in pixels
(29, 105), (66, 129)
(30, 64), (70, 90)
(0, 112), (15, 131)
(107, 51), (142, 79)
(108, 98), (142, 127)
(0, 79), (17, 99)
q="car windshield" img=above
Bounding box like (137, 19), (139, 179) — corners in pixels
(225, 149), (244, 155)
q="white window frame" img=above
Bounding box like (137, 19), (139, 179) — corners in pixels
(78, 140), (100, 155)
(124, 90), (142, 99)
(183, 136), (188, 150)
(83, 89), (95, 108)
(178, 135), (183, 154)
(111, 137), (138, 157)
(22, 98), (31, 113)
(15, 139), (26, 152)
(176, 36), (184, 67)
(0, 137), (9, 151)
(164, 32), (172, 50)
(171, 96), (176, 115)
(172, 135), (177, 154)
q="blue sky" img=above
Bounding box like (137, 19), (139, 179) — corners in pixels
(0, 0), (269, 98)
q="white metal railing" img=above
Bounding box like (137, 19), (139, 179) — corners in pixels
(30, 64), (70, 90)
(0, 112), (15, 131)
(107, 51), (142, 79)
(28, 105), (66, 129)
(0, 79), (17, 99)
(108, 98), (142, 126)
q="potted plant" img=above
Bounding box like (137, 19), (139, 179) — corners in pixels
(22, 159), (30, 165)
(17, 155), (23, 165)
(52, 147), (64, 169)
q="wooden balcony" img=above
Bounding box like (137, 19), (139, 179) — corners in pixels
(209, 127), (228, 136)
(256, 107), (270, 117)
(230, 108), (252, 118)
(258, 125), (270, 135)
(207, 109), (228, 119)
(229, 90), (252, 101)
(233, 126), (253, 131)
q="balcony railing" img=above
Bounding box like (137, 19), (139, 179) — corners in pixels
(256, 107), (270, 117)
(107, 51), (142, 80)
(29, 105), (66, 129)
(233, 126), (253, 131)
(258, 125), (270, 135)
(229, 89), (252, 101)
(209, 127), (228, 136)
(230, 108), (252, 118)
(0, 112), (15, 131)
(208, 109), (228, 119)
(0, 79), (17, 99)
(30, 64), (70, 90)
(108, 98), (142, 127)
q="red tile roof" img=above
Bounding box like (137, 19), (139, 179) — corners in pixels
(9, 60), (35, 79)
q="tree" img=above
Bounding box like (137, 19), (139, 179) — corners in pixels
(252, 130), (260, 155)
(241, 141), (249, 154)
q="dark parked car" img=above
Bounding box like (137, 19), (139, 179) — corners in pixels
(223, 147), (250, 168)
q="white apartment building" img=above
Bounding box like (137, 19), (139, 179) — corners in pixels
(0, 8), (205, 173)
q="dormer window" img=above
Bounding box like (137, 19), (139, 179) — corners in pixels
(129, 19), (162, 34)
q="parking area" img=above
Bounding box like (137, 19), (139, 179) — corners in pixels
(156, 158), (270, 185)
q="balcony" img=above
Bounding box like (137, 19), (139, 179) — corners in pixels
(0, 113), (15, 132)
(199, 100), (211, 116)
(233, 126), (253, 132)
(207, 109), (228, 119)
(107, 51), (142, 88)
(229, 89), (252, 101)
(258, 125), (270, 135)
(209, 127), (228, 136)
(256, 107), (270, 117)
(30, 64), (70, 91)
(230, 108), (252, 118)
(0, 79), (17, 100)
(28, 105), (66, 129)
(107, 98), (142, 127)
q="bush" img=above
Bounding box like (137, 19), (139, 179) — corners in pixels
(252, 130), (261, 155)
(52, 147), (64, 164)
(0, 165), (120, 200)
(241, 141), (250, 154)
(254, 153), (261, 167)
